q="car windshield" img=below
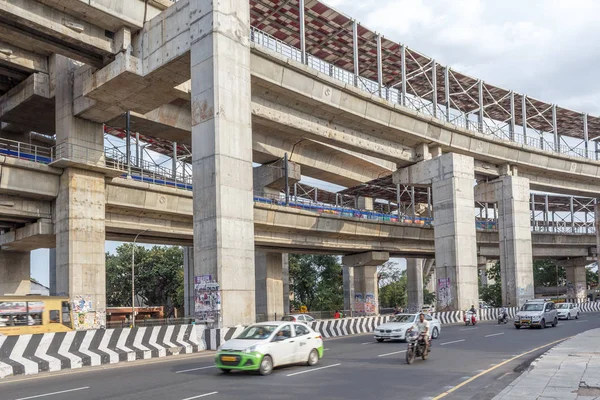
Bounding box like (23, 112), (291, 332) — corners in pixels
(556, 304), (569, 309)
(521, 303), (543, 311)
(237, 325), (277, 339)
(281, 316), (295, 321)
(392, 315), (416, 323)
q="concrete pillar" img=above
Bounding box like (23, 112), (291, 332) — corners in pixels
(183, 246), (194, 317)
(282, 254), (290, 314)
(426, 268), (436, 293)
(255, 252), (285, 321)
(0, 251), (30, 295)
(496, 176), (534, 307)
(53, 55), (106, 329)
(190, 0), (255, 327)
(49, 248), (56, 295)
(357, 196), (374, 210)
(343, 265), (354, 314)
(407, 259), (424, 312)
(342, 252), (389, 316)
(253, 160), (301, 198)
(566, 266), (587, 301)
(395, 153), (479, 311)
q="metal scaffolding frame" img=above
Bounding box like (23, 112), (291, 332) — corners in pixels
(249, 0), (600, 160)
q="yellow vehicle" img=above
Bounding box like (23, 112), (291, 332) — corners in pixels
(0, 296), (73, 336)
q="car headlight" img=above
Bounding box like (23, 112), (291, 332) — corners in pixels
(243, 345), (257, 354)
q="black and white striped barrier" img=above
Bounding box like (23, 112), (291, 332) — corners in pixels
(0, 325), (202, 379)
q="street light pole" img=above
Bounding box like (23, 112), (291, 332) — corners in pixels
(131, 229), (149, 328)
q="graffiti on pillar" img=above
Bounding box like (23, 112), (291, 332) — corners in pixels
(194, 275), (221, 324)
(364, 293), (377, 315)
(437, 278), (452, 309)
(353, 293), (365, 315)
(576, 282), (586, 299)
(72, 295), (105, 330)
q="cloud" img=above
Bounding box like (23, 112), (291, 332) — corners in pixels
(325, 0), (600, 115)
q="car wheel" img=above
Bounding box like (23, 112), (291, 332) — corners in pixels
(307, 349), (319, 366)
(259, 355), (273, 376)
(566, 314), (570, 320)
(552, 317), (558, 327)
(540, 319), (546, 329)
(220, 368), (231, 374)
(576, 313), (579, 320)
(432, 327), (439, 339)
(515, 325), (520, 329)
(376, 339), (384, 343)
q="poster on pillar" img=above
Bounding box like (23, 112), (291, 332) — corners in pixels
(364, 293), (378, 315)
(194, 275), (221, 324)
(353, 293), (365, 315)
(437, 278), (452, 310)
(72, 295), (105, 330)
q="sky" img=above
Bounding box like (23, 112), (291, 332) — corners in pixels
(31, 0), (600, 286)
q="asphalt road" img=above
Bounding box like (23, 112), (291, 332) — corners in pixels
(1, 313), (600, 400)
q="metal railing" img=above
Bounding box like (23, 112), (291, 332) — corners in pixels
(0, 137), (52, 163)
(250, 26), (596, 162)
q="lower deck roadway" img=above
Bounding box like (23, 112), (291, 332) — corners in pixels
(1, 314), (600, 400)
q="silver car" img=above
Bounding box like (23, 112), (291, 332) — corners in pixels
(514, 300), (558, 329)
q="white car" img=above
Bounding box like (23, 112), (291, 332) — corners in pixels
(555, 302), (579, 320)
(216, 321), (324, 375)
(374, 313), (441, 342)
(282, 314), (315, 324)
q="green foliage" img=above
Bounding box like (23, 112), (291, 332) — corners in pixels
(533, 259), (565, 287)
(586, 265), (598, 286)
(378, 268), (407, 308)
(106, 244), (184, 310)
(480, 261), (502, 307)
(289, 255), (343, 312)
(423, 289), (436, 305)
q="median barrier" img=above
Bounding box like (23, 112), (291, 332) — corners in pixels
(202, 302), (600, 350)
(0, 324), (202, 379)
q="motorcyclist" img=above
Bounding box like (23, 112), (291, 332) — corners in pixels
(415, 313), (430, 353)
(469, 305), (477, 314)
(501, 305), (508, 318)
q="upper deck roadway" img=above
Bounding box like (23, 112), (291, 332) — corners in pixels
(1, 318), (600, 400)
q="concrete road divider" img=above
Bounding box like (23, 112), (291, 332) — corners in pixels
(0, 325), (202, 379)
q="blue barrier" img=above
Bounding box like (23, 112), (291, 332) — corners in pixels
(0, 148), (51, 164)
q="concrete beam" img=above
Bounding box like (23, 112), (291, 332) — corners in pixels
(0, 157), (61, 199)
(342, 251), (389, 267)
(0, 73), (54, 134)
(0, 219), (54, 251)
(0, 40), (48, 73)
(254, 159), (301, 195)
(0, 0), (114, 67)
(37, 0), (171, 31)
(556, 257), (595, 268)
(0, 194), (52, 221)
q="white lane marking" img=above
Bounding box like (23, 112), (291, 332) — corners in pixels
(361, 342), (374, 345)
(378, 350), (407, 357)
(485, 333), (504, 338)
(460, 327), (478, 331)
(440, 339), (465, 346)
(181, 392), (218, 400)
(15, 386), (89, 400)
(175, 366), (215, 374)
(324, 348), (330, 351)
(286, 363), (341, 377)
(575, 320), (589, 323)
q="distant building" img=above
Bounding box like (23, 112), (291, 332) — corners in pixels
(30, 279), (50, 296)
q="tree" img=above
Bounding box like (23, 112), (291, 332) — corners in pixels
(480, 261), (502, 307)
(378, 269), (407, 308)
(586, 265), (598, 287)
(106, 244), (184, 311)
(533, 259), (565, 287)
(289, 255), (343, 312)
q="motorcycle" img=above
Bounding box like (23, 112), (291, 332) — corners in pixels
(405, 328), (430, 364)
(498, 312), (508, 324)
(464, 311), (478, 326)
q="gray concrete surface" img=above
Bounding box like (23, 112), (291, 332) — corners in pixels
(494, 328), (600, 400)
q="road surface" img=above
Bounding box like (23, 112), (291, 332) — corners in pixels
(1, 314), (599, 400)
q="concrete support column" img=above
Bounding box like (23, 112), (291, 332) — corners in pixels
(395, 153), (479, 311)
(49, 248), (56, 295)
(183, 246), (194, 317)
(496, 176), (534, 307)
(343, 252), (389, 316)
(407, 259), (424, 312)
(0, 251), (30, 295)
(566, 266), (587, 301)
(53, 54), (106, 329)
(190, 0), (255, 327)
(282, 254), (290, 314)
(255, 252), (285, 321)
